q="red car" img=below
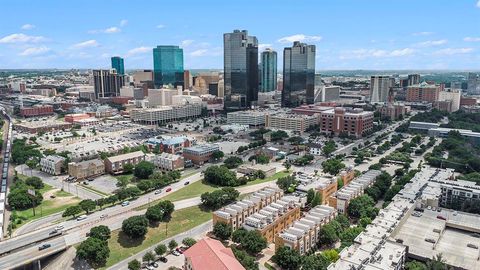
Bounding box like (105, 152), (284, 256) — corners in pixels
(166, 187), (172, 192)
(437, 215), (446, 220)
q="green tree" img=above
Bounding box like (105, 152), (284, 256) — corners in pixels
(89, 225), (111, 241)
(306, 189), (316, 205)
(322, 158), (346, 175)
(232, 228), (267, 255)
(128, 259), (141, 270)
(122, 215), (149, 238)
(201, 187), (239, 209)
(224, 156), (243, 169)
(203, 165), (238, 186)
(339, 227), (364, 245)
(276, 176), (297, 193)
(63, 205), (82, 218)
(335, 214), (350, 230)
(213, 222), (232, 240)
(318, 224), (339, 246)
(96, 198), (106, 209)
(134, 161), (155, 179)
(302, 254), (330, 270)
(322, 249), (340, 263)
(154, 244), (167, 257)
(322, 140), (337, 157)
(347, 195), (376, 219)
(182, 237), (197, 247)
(212, 150), (225, 160)
(168, 239), (178, 251)
(426, 254), (451, 270)
(76, 237), (110, 267)
(137, 179), (153, 192)
(311, 193), (322, 207)
(25, 177), (44, 189)
(405, 261), (427, 270)
(79, 199), (96, 214)
(272, 246), (302, 270)
(359, 217), (372, 228)
(142, 251), (156, 264)
(232, 248), (259, 270)
(123, 163), (134, 174)
(145, 204), (164, 223)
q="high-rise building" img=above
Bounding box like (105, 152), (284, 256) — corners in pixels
(406, 82), (440, 103)
(261, 48), (277, 92)
(223, 29), (259, 109)
(282, 41), (316, 107)
(467, 72), (480, 95)
(370, 75), (392, 103)
(407, 74), (420, 86)
(93, 69), (125, 100)
(111, 56), (125, 75)
(153, 45), (184, 88)
(184, 70), (193, 90)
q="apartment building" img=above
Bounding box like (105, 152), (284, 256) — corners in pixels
(226, 110), (269, 127)
(213, 187), (284, 230)
(145, 136), (194, 154)
(328, 170), (382, 214)
(19, 105), (54, 117)
(319, 107), (374, 138)
(377, 103), (409, 120)
(151, 152), (184, 171)
(105, 151), (145, 174)
(265, 113), (319, 135)
(183, 238), (245, 270)
(295, 173), (338, 205)
(40, 155), (65, 176)
(68, 159), (105, 181)
(406, 82), (440, 103)
(275, 205), (337, 255)
(183, 144), (220, 165)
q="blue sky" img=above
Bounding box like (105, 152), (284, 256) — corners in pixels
(1, 0), (480, 70)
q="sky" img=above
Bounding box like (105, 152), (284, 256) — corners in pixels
(0, 0), (480, 70)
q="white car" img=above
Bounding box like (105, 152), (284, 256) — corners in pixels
(55, 225), (64, 230)
(76, 215), (87, 221)
(121, 201), (130, 207)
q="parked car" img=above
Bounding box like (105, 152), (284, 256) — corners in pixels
(77, 215), (87, 221)
(467, 243), (479, 249)
(38, 243), (52, 250)
(165, 188), (172, 192)
(436, 215), (446, 220)
(158, 257), (168, 263)
(151, 262), (159, 268)
(171, 250), (180, 256)
(184, 181), (190, 185)
(121, 201), (130, 207)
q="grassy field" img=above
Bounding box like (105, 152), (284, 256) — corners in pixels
(115, 173), (133, 183)
(101, 205), (212, 269)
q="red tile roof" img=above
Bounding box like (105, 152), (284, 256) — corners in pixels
(183, 238), (246, 270)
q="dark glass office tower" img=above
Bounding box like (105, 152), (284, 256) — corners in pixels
(223, 30), (259, 110)
(261, 48), (277, 92)
(93, 69), (125, 100)
(282, 41), (316, 107)
(111, 56), (125, 75)
(153, 45), (184, 88)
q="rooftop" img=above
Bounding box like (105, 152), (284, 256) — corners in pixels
(183, 238), (245, 270)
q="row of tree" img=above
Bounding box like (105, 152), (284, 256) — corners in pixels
(76, 225), (111, 267)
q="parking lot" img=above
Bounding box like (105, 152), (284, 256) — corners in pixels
(85, 175), (119, 194)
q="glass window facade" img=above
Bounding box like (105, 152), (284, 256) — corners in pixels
(153, 46), (184, 88)
(261, 48), (277, 92)
(111, 56), (125, 75)
(282, 41), (316, 107)
(224, 30), (259, 109)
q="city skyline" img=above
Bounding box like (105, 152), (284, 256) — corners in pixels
(0, 0), (480, 70)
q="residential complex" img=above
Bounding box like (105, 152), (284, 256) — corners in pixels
(130, 104), (203, 124)
(68, 159), (105, 181)
(406, 82), (440, 103)
(39, 155), (65, 176)
(319, 107), (374, 138)
(183, 144), (220, 165)
(104, 151), (145, 174)
(19, 105), (54, 117)
(151, 152), (184, 171)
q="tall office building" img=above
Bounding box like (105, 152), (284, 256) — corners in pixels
(467, 72), (480, 95)
(111, 56), (125, 75)
(261, 48), (277, 92)
(282, 41), (316, 107)
(407, 74), (420, 86)
(153, 45), (184, 88)
(370, 75), (392, 103)
(223, 29), (259, 109)
(93, 69), (125, 100)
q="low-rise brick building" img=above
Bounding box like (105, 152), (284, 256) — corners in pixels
(68, 159), (105, 181)
(105, 151), (145, 174)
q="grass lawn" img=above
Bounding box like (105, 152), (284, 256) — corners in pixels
(101, 205), (212, 269)
(54, 190), (72, 197)
(115, 173), (133, 183)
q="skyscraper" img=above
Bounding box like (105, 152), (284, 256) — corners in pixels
(111, 56), (125, 75)
(282, 41), (316, 107)
(223, 30), (259, 109)
(93, 69), (125, 100)
(407, 74), (420, 86)
(467, 72), (480, 95)
(153, 45), (184, 88)
(260, 48), (277, 92)
(370, 75), (392, 103)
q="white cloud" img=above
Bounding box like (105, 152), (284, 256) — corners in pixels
(464, 37), (480, 42)
(433, 48), (474, 55)
(413, 31), (434, 36)
(88, 27), (121, 34)
(71, 39), (99, 49)
(19, 46), (50, 56)
(190, 49), (208, 57)
(181, 40), (194, 48)
(21, 24), (35, 30)
(477, 0), (480, 8)
(415, 39), (447, 47)
(120, 20), (128, 27)
(340, 48), (415, 59)
(156, 24), (166, 29)
(126, 46), (152, 56)
(278, 34), (322, 43)
(0, 33), (46, 44)
(259, 44), (272, 51)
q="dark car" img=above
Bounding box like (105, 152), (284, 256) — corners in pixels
(436, 215), (446, 220)
(165, 187), (172, 192)
(158, 257), (168, 263)
(38, 243), (52, 251)
(184, 181), (190, 185)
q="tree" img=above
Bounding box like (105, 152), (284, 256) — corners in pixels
(234, 230), (267, 255)
(335, 214), (350, 231)
(137, 179), (153, 192)
(89, 225), (111, 241)
(134, 161), (155, 179)
(302, 254), (330, 270)
(76, 237), (110, 267)
(145, 204), (164, 223)
(276, 176), (297, 193)
(182, 237), (197, 247)
(339, 227), (364, 245)
(168, 239), (178, 251)
(203, 165), (238, 186)
(213, 222), (232, 240)
(311, 193), (322, 207)
(154, 244), (167, 257)
(284, 163), (291, 171)
(128, 259), (141, 270)
(322, 158), (346, 175)
(106, 194), (118, 205)
(255, 154), (270, 164)
(272, 246), (302, 270)
(405, 261), (427, 270)
(25, 177), (44, 189)
(212, 150), (224, 160)
(426, 254), (451, 270)
(123, 163), (134, 174)
(79, 199), (96, 214)
(322, 249), (340, 263)
(7, 181), (43, 210)
(347, 195), (376, 219)
(306, 189), (316, 205)
(318, 224), (338, 246)
(142, 251), (156, 264)
(359, 217), (372, 228)
(122, 215), (149, 238)
(322, 140), (337, 157)
(63, 205), (82, 218)
(96, 198), (106, 209)
(232, 248), (259, 270)
(224, 156), (243, 169)
(201, 187), (239, 209)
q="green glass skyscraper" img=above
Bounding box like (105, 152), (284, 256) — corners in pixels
(261, 48), (277, 92)
(111, 56), (125, 75)
(153, 45), (184, 88)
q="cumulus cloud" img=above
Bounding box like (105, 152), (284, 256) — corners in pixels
(120, 19), (128, 27)
(0, 33), (46, 44)
(19, 46), (50, 56)
(71, 39), (99, 49)
(340, 48), (415, 59)
(477, 0), (480, 8)
(126, 46), (152, 56)
(190, 49), (208, 57)
(21, 24), (35, 30)
(412, 31), (434, 36)
(415, 39), (447, 47)
(464, 37), (480, 42)
(278, 34), (322, 43)
(433, 48), (474, 55)
(88, 27), (121, 34)
(181, 40), (194, 48)
(156, 24), (166, 29)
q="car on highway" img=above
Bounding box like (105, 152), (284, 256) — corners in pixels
(55, 225), (64, 230)
(99, 214), (108, 219)
(38, 243), (52, 251)
(184, 181), (190, 185)
(165, 188), (172, 192)
(49, 229), (58, 235)
(154, 189), (162, 195)
(77, 215), (87, 221)
(121, 201), (130, 207)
